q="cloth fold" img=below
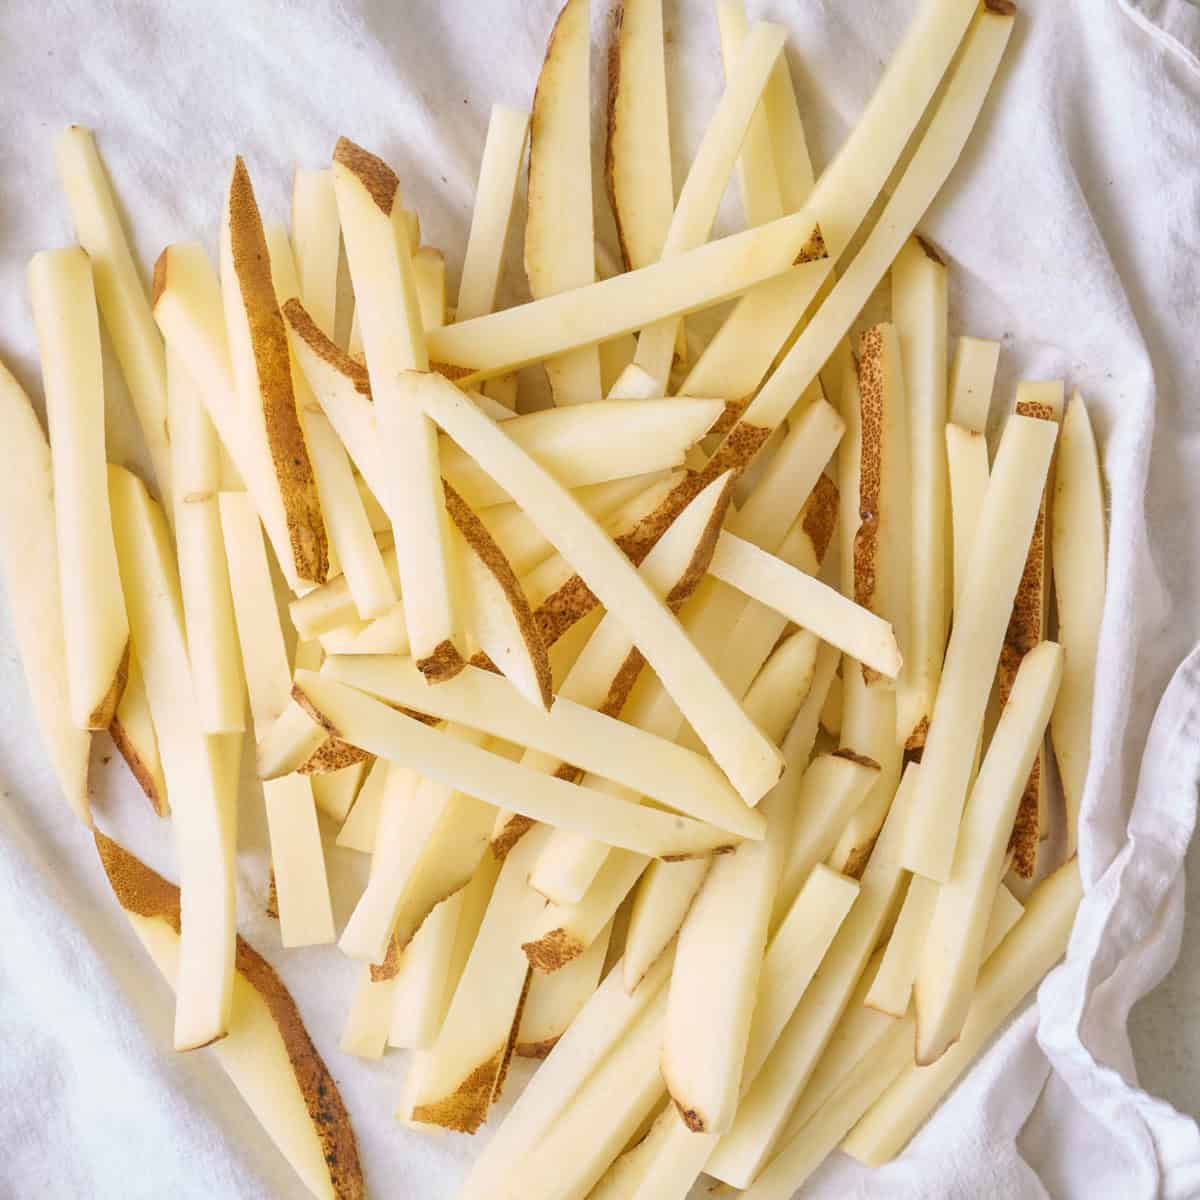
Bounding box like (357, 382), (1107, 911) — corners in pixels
(0, 1), (1199, 1196)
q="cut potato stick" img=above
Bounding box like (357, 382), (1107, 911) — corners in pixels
(622, 858), (710, 996)
(915, 642), (1063, 1064)
(110, 651), (167, 817)
(710, 530), (902, 679)
(717, 0), (784, 228)
(28, 246), (130, 730)
(742, 864), (860, 1089)
(729, 7), (1015, 448)
(335, 758), (402, 854)
(311, 758), (368, 823)
(945, 422), (990, 608)
(406, 825), (550, 1132)
(267, 225), (395, 621)
(95, 834), (363, 1198)
(291, 167), (341, 336)
(459, 950), (674, 1200)
(893, 238), (948, 745)
(526, 0), (602, 405)
(0, 360), (91, 818)
(416, 376), (784, 804)
(166, 348), (245, 733)
(54, 126), (171, 499)
(425, 229), (830, 379)
(606, 0), (674, 272)
(255, 701), (328, 781)
(386, 891), (464, 1050)
(632, 21), (787, 388)
(323, 657), (757, 839)
(458, 105), (530, 321)
(599, 1106), (714, 1200)
(340, 965), (396, 1060)
(517, 919), (613, 1057)
(773, 750), (880, 931)
(1051, 392), (1107, 856)
(851, 323), (910, 690)
(220, 158), (328, 588)
(786, 884), (1024, 1143)
(705, 763), (917, 1187)
(741, 629), (820, 745)
(821, 669), (844, 738)
(903, 413), (1057, 883)
(661, 769), (794, 1136)
(525, 850), (648, 971)
(499, 988), (670, 1200)
(263, 774), (336, 948)
(339, 725), (488, 964)
(761, 30), (814, 212)
(948, 335), (1000, 433)
(413, 247), (446, 329)
(332, 139), (463, 678)
(1001, 382), (1063, 877)
(864, 873), (938, 1017)
(844, 857), (1082, 1166)
(153, 242), (295, 585)
(294, 673), (739, 858)
(108, 466), (237, 1050)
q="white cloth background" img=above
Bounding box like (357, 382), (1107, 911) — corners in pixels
(1, 1), (1199, 1196)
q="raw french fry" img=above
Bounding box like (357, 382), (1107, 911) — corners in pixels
(632, 20), (787, 389)
(458, 951), (674, 1200)
(915, 642), (1063, 1064)
(1051, 392), (1107, 855)
(340, 965), (395, 1060)
(54, 126), (171, 499)
(311, 758), (368, 823)
(335, 758), (402, 854)
(387, 891), (464, 1050)
(864, 873), (939, 1017)
(727, 7), (1015, 455)
(741, 629), (820, 745)
(406, 826), (550, 1132)
(270, 223), (395, 622)
(255, 701), (328, 780)
(761, 25), (814, 212)
(844, 858), (1083, 1166)
(108, 466), (237, 1050)
(95, 835), (363, 1199)
(709, 531), (902, 680)
(622, 858), (710, 995)
(497, 988), (670, 1200)
(291, 168), (341, 335)
(425, 228), (830, 379)
(294, 673), (740, 859)
(904, 413), (1057, 883)
(606, 0), (674, 272)
(821, 669), (844, 738)
(110, 652), (167, 817)
(948, 335), (1000, 432)
(153, 242), (295, 584)
(1002, 382), (1064, 877)
(322, 656), (759, 839)
(893, 237), (948, 746)
(743, 864), (860, 1089)
(415, 375), (784, 805)
(785, 884), (1024, 1143)
(717, 0), (784, 228)
(166, 348), (245, 733)
(220, 158), (328, 588)
(526, 0), (603, 405)
(332, 139), (463, 679)
(28, 246), (130, 730)
(524, 850), (648, 971)
(517, 919), (613, 1056)
(339, 725), (488, 965)
(773, 750), (880, 930)
(263, 773), (336, 949)
(458, 105), (530, 322)
(945, 422), (990, 608)
(0, 360), (91, 819)
(851, 323), (910, 690)
(705, 763), (918, 1188)
(412, 247), (446, 328)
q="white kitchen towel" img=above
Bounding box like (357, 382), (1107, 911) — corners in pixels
(1, 1), (1200, 1197)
